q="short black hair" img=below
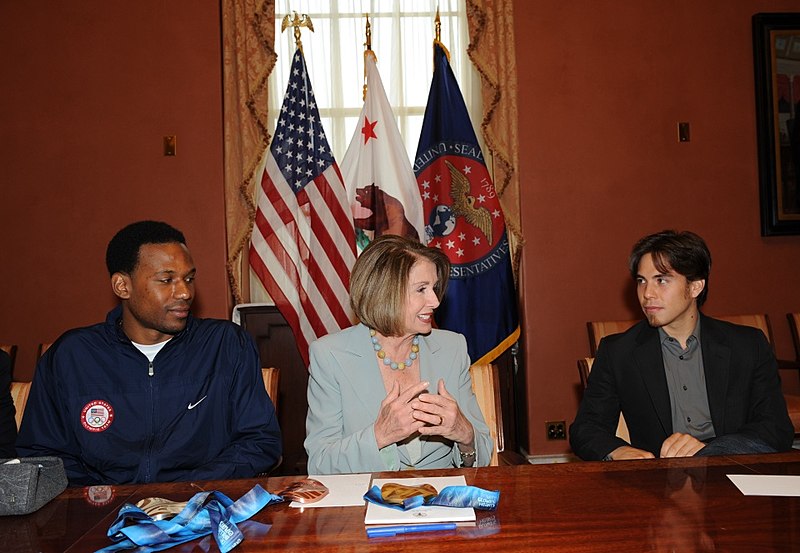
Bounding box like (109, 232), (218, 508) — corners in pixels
(106, 221), (187, 276)
(628, 230), (712, 307)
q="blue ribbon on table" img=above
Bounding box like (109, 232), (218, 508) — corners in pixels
(364, 485), (499, 511)
(95, 484), (283, 553)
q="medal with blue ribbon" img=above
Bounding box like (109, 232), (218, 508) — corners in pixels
(364, 483), (499, 511)
(95, 484), (283, 552)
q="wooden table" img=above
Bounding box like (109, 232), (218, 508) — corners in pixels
(2, 452), (799, 552)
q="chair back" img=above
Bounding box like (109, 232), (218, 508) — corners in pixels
(37, 343), (52, 359)
(577, 357), (630, 442)
(0, 345), (17, 380)
(10, 381), (31, 430)
(788, 313), (800, 361)
(715, 314), (774, 344)
(577, 357), (593, 389)
(261, 367), (279, 411)
(469, 364), (502, 466)
(587, 320), (637, 355)
(588, 314), (775, 355)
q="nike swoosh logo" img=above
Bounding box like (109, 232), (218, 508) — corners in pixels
(187, 396), (207, 410)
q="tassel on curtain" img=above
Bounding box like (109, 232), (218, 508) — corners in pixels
(221, 0), (276, 308)
(466, 0), (523, 284)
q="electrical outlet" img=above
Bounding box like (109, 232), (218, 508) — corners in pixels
(546, 420), (566, 440)
(164, 135), (176, 156)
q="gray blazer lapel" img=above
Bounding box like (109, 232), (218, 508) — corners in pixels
(418, 331), (443, 388)
(333, 324), (386, 416)
(633, 325), (673, 436)
(415, 332), (449, 454)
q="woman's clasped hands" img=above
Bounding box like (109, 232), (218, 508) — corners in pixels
(373, 378), (474, 449)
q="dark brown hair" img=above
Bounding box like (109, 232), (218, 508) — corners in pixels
(629, 230), (711, 306)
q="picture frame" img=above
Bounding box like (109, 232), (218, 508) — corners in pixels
(753, 13), (800, 236)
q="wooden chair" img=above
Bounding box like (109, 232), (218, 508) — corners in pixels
(587, 320), (638, 355)
(788, 313), (800, 361)
(589, 314), (776, 352)
(716, 314), (774, 342)
(10, 381), (31, 430)
(261, 367), (279, 411)
(469, 364), (501, 466)
(577, 357), (630, 442)
(691, 317), (800, 428)
(37, 343), (52, 359)
(468, 364), (528, 466)
(257, 368), (281, 475)
(0, 344), (17, 380)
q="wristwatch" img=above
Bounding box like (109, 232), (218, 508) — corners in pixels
(459, 448), (476, 467)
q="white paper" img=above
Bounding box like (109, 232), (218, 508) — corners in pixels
(364, 476), (476, 525)
(727, 474), (800, 496)
(289, 473), (372, 508)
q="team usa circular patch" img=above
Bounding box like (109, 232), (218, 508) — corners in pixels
(81, 400), (114, 432)
(84, 485), (115, 506)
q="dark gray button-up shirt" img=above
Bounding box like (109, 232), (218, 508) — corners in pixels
(659, 320), (716, 441)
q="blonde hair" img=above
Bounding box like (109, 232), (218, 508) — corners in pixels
(350, 235), (450, 336)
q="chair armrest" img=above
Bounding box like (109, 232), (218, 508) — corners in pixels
(497, 450), (529, 466)
(777, 358), (800, 372)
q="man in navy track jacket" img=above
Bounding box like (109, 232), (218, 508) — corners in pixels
(17, 221), (281, 485)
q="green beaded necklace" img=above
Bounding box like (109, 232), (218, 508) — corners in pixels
(369, 329), (420, 370)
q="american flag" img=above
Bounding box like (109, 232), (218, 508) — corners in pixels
(249, 48), (356, 366)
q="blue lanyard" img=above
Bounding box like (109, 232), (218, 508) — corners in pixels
(96, 484), (283, 553)
(364, 484), (499, 511)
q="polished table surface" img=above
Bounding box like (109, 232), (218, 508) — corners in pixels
(2, 452), (800, 552)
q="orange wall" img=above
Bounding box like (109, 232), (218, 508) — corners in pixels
(3, 2), (800, 457)
(0, 3), (228, 380)
(516, 1), (800, 455)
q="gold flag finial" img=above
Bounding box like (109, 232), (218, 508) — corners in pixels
(432, 7), (451, 63)
(365, 13), (372, 51)
(281, 11), (314, 52)
(362, 14), (377, 101)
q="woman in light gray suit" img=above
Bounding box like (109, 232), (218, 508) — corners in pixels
(305, 235), (492, 474)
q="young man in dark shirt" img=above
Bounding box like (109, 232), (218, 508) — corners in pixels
(570, 230), (793, 461)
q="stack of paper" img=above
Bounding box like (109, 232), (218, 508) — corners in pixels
(727, 474), (800, 496)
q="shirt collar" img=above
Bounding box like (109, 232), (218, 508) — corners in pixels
(657, 317), (702, 347)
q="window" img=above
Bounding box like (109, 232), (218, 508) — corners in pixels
(269, 0), (482, 161)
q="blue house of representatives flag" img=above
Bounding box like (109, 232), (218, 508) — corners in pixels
(414, 42), (519, 365)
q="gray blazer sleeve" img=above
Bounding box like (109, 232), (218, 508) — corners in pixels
(305, 335), (390, 474)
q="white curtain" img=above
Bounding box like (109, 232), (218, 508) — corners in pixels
(268, 0), (483, 161)
(249, 0), (485, 302)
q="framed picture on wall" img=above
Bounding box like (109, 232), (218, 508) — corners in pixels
(753, 13), (800, 236)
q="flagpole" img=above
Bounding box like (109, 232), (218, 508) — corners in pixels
(433, 8), (451, 63)
(415, 19), (519, 365)
(280, 11), (314, 51)
(362, 14), (375, 102)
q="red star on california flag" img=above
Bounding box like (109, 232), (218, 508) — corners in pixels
(361, 117), (378, 144)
